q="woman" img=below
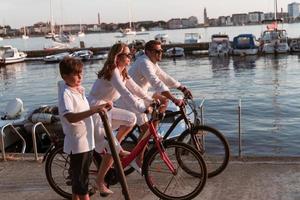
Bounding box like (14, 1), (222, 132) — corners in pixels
(88, 42), (152, 195)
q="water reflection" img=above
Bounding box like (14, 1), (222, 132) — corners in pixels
(232, 55), (257, 72)
(210, 56), (230, 77)
(0, 62), (27, 81)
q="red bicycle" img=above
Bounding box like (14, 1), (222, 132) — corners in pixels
(44, 101), (207, 200)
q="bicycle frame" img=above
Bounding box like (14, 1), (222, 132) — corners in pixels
(121, 114), (176, 174)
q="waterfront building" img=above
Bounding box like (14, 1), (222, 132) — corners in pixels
(264, 12), (275, 20)
(248, 11), (264, 24)
(232, 13), (248, 25)
(181, 16), (198, 28)
(288, 2), (300, 19)
(167, 18), (182, 29)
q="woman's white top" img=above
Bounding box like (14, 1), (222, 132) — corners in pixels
(88, 67), (152, 113)
(58, 81), (95, 154)
(129, 54), (181, 93)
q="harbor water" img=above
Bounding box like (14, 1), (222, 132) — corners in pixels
(1, 25), (300, 156)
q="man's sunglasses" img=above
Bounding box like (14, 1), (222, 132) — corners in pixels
(151, 49), (163, 54)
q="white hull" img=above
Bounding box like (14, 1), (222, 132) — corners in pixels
(233, 48), (258, 55)
(262, 43), (289, 54)
(4, 56), (27, 64)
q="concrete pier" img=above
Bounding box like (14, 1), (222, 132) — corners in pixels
(1, 156), (300, 200)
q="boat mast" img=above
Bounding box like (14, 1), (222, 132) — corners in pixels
(274, 0), (278, 20)
(128, 0), (133, 30)
(50, 0), (54, 34)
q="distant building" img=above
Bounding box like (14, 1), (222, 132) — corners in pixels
(181, 16), (198, 28)
(204, 7), (209, 25)
(288, 2), (300, 19)
(248, 11), (264, 23)
(232, 13), (248, 25)
(264, 12), (275, 20)
(167, 18), (182, 29)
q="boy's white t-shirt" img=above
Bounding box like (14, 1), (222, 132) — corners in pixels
(58, 81), (95, 154)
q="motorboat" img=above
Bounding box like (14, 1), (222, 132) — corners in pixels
(232, 34), (259, 56)
(44, 41), (69, 51)
(45, 32), (58, 39)
(77, 31), (85, 37)
(93, 51), (108, 60)
(165, 47), (185, 58)
(155, 33), (169, 44)
(52, 32), (75, 43)
(0, 98), (61, 157)
(0, 45), (27, 65)
(208, 34), (231, 57)
(289, 38), (300, 52)
(259, 20), (289, 54)
(70, 50), (93, 61)
(184, 33), (201, 44)
(44, 52), (70, 63)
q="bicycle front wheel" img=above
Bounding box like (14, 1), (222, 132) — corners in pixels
(177, 125), (230, 178)
(143, 140), (207, 200)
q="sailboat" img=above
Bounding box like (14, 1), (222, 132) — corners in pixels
(22, 27), (29, 40)
(45, 0), (58, 39)
(120, 0), (136, 37)
(77, 20), (85, 37)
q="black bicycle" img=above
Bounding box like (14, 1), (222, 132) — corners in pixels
(122, 96), (230, 178)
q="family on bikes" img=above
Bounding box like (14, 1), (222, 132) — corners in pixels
(51, 39), (229, 200)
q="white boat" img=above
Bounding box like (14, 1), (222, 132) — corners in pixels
(165, 47), (185, 57)
(22, 26), (29, 40)
(184, 33), (201, 44)
(260, 26), (289, 54)
(0, 37), (3, 41)
(44, 52), (70, 63)
(0, 45), (27, 65)
(70, 50), (93, 61)
(53, 32), (75, 43)
(155, 33), (169, 44)
(78, 31), (85, 37)
(1, 98), (61, 156)
(120, 28), (136, 37)
(232, 34), (259, 56)
(208, 34), (231, 57)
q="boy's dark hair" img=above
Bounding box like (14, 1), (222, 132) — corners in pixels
(59, 57), (83, 76)
(145, 40), (161, 51)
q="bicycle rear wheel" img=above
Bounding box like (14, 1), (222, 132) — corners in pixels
(45, 146), (72, 199)
(177, 125), (230, 178)
(143, 140), (207, 200)
(45, 146), (97, 199)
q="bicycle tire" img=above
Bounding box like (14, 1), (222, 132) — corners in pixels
(143, 140), (207, 200)
(177, 125), (230, 178)
(45, 146), (72, 199)
(45, 146), (97, 199)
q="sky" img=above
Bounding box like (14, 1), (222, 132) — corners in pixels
(0, 0), (298, 29)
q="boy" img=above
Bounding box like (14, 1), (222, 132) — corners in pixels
(58, 57), (111, 200)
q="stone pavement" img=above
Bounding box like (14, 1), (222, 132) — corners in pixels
(1, 155), (300, 200)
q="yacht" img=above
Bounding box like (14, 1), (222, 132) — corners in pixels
(184, 33), (201, 44)
(155, 33), (169, 44)
(208, 34), (231, 57)
(260, 26), (289, 54)
(0, 45), (27, 65)
(165, 47), (185, 58)
(232, 34), (259, 55)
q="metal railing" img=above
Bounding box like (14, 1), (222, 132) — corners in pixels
(1, 123), (27, 161)
(31, 122), (51, 161)
(197, 98), (243, 158)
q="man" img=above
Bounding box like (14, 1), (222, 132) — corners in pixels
(129, 40), (192, 118)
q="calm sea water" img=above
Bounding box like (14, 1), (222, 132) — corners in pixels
(1, 25), (300, 156)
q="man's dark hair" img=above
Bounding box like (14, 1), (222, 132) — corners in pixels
(145, 40), (161, 51)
